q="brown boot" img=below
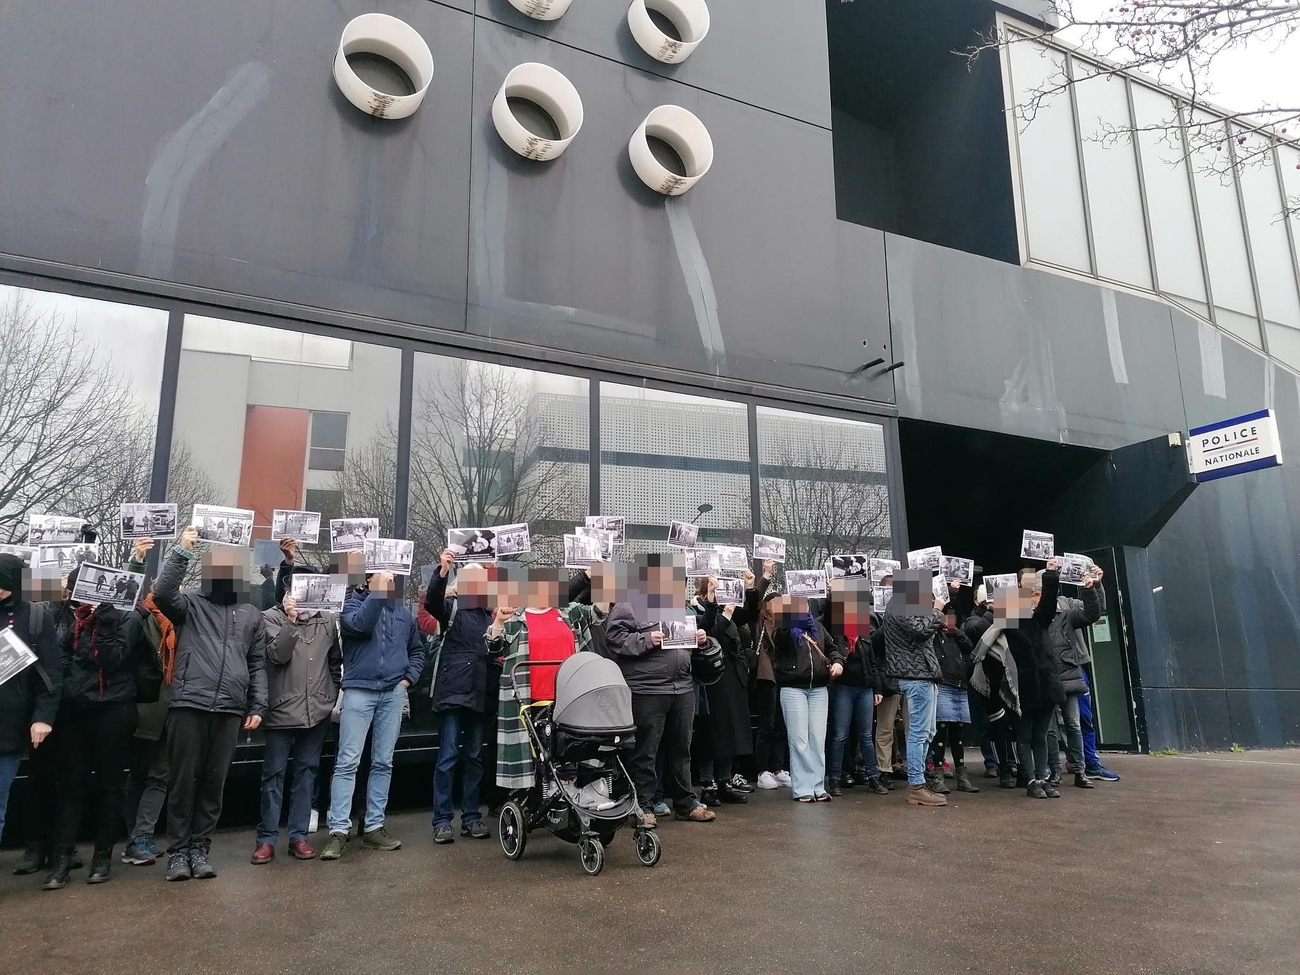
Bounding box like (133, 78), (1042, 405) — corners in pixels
(906, 783), (948, 807)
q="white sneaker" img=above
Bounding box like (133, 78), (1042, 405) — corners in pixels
(776, 770), (792, 787)
(756, 771), (780, 790)
(309, 809), (320, 834)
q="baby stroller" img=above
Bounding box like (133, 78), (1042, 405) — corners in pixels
(499, 653), (662, 876)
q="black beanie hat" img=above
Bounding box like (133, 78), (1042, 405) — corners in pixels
(0, 553), (24, 594)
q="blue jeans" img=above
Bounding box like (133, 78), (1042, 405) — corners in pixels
(258, 722), (330, 845)
(898, 680), (938, 786)
(827, 684), (880, 780)
(0, 752), (21, 839)
(1016, 706), (1054, 781)
(328, 686), (406, 835)
(1079, 673), (1101, 768)
(432, 707), (485, 828)
(779, 686), (829, 799)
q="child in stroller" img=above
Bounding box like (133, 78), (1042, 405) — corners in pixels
(498, 653), (662, 876)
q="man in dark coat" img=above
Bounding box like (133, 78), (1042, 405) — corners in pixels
(425, 550), (495, 845)
(1040, 566), (1103, 789)
(0, 555), (60, 857)
(152, 527), (267, 882)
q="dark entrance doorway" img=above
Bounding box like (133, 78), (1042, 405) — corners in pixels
(897, 419), (1143, 750)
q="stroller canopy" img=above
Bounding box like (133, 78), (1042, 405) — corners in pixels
(553, 653), (635, 734)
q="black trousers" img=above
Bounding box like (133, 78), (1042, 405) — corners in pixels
(629, 692), (696, 812)
(55, 701), (138, 853)
(165, 708), (242, 852)
(752, 681), (788, 775)
(18, 722), (60, 851)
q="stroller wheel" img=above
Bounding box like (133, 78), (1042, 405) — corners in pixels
(499, 801), (527, 861)
(578, 837), (605, 877)
(634, 828), (662, 867)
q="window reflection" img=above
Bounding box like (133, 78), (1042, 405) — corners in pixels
(0, 286), (167, 568)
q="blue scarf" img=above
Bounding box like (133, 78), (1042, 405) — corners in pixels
(789, 612), (817, 647)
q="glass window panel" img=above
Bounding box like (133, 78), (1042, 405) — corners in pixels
(1214, 307), (1263, 348)
(1131, 85), (1208, 305)
(0, 286), (168, 568)
(1237, 134), (1300, 328)
(1074, 72), (1153, 288)
(171, 316), (401, 587)
(1278, 145), (1300, 311)
(756, 406), (892, 578)
(600, 385), (750, 556)
(1009, 40), (1091, 270)
(310, 411), (349, 449)
(1187, 112), (1257, 318)
(1265, 322), (1300, 372)
(409, 355), (588, 572)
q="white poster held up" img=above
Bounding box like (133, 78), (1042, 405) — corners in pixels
(907, 546), (943, 573)
(787, 569), (828, 599)
(272, 510), (322, 544)
(331, 518), (380, 553)
(494, 523), (532, 558)
(752, 534), (786, 563)
(575, 526), (616, 561)
(0, 627), (38, 689)
(1020, 530), (1055, 562)
(659, 619), (697, 649)
(714, 577), (745, 605)
(70, 563), (145, 611)
(290, 573), (347, 613)
(667, 521), (699, 549)
(1060, 553), (1094, 586)
(564, 533), (605, 569)
(120, 503), (178, 540)
(714, 545), (749, 574)
(584, 516), (626, 546)
(27, 514), (85, 544)
(940, 555), (975, 587)
(365, 539), (414, 574)
(192, 505), (255, 547)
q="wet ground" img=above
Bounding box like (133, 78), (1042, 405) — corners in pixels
(1, 751), (1297, 974)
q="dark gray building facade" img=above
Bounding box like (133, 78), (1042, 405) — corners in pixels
(1, 0), (1297, 752)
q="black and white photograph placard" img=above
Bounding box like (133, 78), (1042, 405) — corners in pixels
(684, 547), (721, 579)
(0, 544), (35, 564)
(575, 525), (616, 561)
(193, 505), (255, 547)
(941, 555), (975, 586)
(584, 516), (626, 546)
(872, 586), (893, 609)
(1060, 553), (1094, 585)
(0, 626), (38, 689)
(786, 569), (828, 599)
(70, 562), (144, 611)
(667, 521), (699, 549)
(869, 558), (900, 585)
(659, 619), (697, 649)
(330, 518), (380, 554)
(1020, 530), (1055, 561)
(907, 546), (943, 573)
(564, 532), (605, 569)
(365, 538), (414, 574)
(985, 573), (1019, 595)
(290, 573), (347, 613)
(828, 554), (870, 579)
(120, 503), (178, 540)
(714, 577), (745, 605)
(752, 534), (786, 563)
(36, 543), (98, 572)
(713, 545), (749, 574)
(494, 523), (532, 558)
(27, 514), (85, 545)
(447, 528), (497, 563)
(271, 509), (322, 544)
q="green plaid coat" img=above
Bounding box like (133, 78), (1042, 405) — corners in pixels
(489, 604), (602, 791)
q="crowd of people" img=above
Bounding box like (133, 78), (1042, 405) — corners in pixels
(0, 529), (1123, 889)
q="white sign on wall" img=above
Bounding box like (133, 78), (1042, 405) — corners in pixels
(1187, 409), (1283, 483)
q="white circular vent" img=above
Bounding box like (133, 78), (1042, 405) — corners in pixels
(507, 0), (574, 21)
(627, 0), (710, 63)
(333, 14), (434, 120)
(628, 105), (713, 195)
(492, 63), (584, 161)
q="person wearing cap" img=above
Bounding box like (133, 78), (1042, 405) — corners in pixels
(319, 568), (424, 861)
(0, 553), (60, 870)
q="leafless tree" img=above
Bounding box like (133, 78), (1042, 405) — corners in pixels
(970, 2), (1300, 215)
(759, 437), (893, 574)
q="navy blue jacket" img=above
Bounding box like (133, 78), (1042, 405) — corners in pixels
(339, 590), (425, 692)
(423, 570), (494, 713)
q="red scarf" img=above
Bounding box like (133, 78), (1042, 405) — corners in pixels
(73, 603), (106, 697)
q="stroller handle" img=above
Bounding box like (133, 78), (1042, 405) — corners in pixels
(507, 656), (566, 699)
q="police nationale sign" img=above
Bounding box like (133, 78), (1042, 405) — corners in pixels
(1187, 409), (1283, 482)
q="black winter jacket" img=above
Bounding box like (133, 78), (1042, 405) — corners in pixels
(881, 608), (944, 682)
(1005, 570), (1066, 711)
(605, 602), (697, 695)
(0, 599), (61, 754)
(770, 620), (841, 689)
(153, 547), (268, 717)
(424, 569), (494, 713)
(934, 626), (974, 689)
(60, 603), (145, 704)
(868, 619), (899, 696)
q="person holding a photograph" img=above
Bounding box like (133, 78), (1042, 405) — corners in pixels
(41, 561), (149, 890)
(743, 561), (791, 791)
(250, 586), (343, 865)
(0, 554), (61, 876)
(425, 549), (496, 845)
(603, 555), (716, 824)
(691, 576), (758, 805)
(767, 589), (841, 803)
(152, 527), (268, 881)
(822, 580), (890, 797)
(320, 569), (424, 862)
(880, 571), (948, 807)
(1040, 564), (1104, 790)
(927, 582), (979, 796)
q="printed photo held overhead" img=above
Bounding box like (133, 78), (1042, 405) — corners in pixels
(752, 534), (786, 563)
(667, 521), (699, 549)
(714, 577), (745, 605)
(714, 545), (749, 573)
(365, 538), (414, 574)
(564, 532), (605, 569)
(330, 518), (379, 554)
(494, 523), (532, 557)
(940, 555), (975, 586)
(119, 503), (178, 540)
(828, 555), (870, 579)
(192, 504), (255, 547)
(685, 547), (721, 578)
(36, 543), (98, 572)
(575, 525), (615, 561)
(584, 515), (626, 546)
(271, 509), (322, 544)
(1020, 530), (1055, 562)
(291, 572), (347, 612)
(70, 563), (145, 612)
(786, 569), (828, 599)
(907, 546), (943, 573)
(27, 514), (86, 545)
(447, 527), (497, 563)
